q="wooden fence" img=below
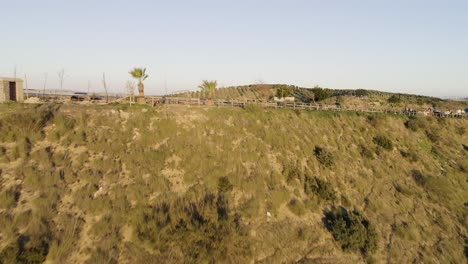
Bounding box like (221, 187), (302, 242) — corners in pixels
(149, 97), (467, 119)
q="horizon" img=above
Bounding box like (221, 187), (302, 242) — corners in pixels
(1, 0), (467, 97)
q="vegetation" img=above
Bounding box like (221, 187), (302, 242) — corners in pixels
(311, 86), (333, 101)
(304, 176), (336, 201)
(355, 89), (369, 97)
(324, 207), (378, 256)
(0, 103), (466, 263)
(129, 68), (149, 98)
(387, 95), (401, 104)
(198, 80), (218, 99)
(274, 84), (293, 98)
(373, 135), (393, 150)
(314, 146), (335, 167)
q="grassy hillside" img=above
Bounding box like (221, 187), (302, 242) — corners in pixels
(0, 103), (467, 263)
(173, 84), (467, 113)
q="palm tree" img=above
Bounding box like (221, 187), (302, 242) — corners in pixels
(129, 68), (149, 98)
(198, 80), (217, 99)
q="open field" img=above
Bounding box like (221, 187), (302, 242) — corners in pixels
(0, 103), (467, 263)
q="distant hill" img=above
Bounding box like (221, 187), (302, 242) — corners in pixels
(171, 84), (467, 111)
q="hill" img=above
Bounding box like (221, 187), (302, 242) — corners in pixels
(0, 103), (467, 263)
(173, 84), (467, 112)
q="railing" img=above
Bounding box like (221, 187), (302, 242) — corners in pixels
(148, 97), (467, 119)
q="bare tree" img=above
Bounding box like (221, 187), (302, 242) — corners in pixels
(102, 73), (109, 103)
(126, 80), (135, 106)
(57, 68), (65, 90)
(43, 73), (48, 99)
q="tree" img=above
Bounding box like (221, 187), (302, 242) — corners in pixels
(57, 68), (65, 90)
(102, 73), (109, 103)
(387, 95), (401, 104)
(126, 81), (136, 106)
(311, 86), (332, 101)
(198, 80), (217, 99)
(355, 89), (368, 97)
(274, 85), (293, 98)
(129, 68), (149, 98)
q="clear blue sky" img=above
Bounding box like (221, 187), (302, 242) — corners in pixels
(1, 0), (467, 97)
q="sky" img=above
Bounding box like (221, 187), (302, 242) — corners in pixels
(1, 0), (467, 97)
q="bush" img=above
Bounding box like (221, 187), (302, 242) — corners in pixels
(404, 116), (427, 132)
(324, 207), (378, 256)
(274, 84), (293, 98)
(366, 115), (384, 127)
(411, 170), (426, 187)
(387, 95), (401, 104)
(134, 190), (251, 262)
(304, 176), (336, 201)
(287, 198), (306, 216)
(311, 86), (333, 101)
(359, 144), (374, 159)
(399, 149), (418, 162)
(425, 130), (440, 143)
(373, 135), (393, 150)
(0, 104), (56, 142)
(218, 176), (233, 194)
(314, 146), (334, 167)
(456, 127), (466, 136)
(355, 89), (369, 97)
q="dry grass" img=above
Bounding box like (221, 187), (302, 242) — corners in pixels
(0, 102), (467, 263)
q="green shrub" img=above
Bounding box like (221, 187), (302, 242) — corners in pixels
(400, 149), (418, 162)
(404, 116), (427, 131)
(373, 135), (393, 150)
(387, 95), (401, 104)
(218, 176), (233, 194)
(411, 170), (426, 187)
(359, 144), (374, 159)
(456, 126), (466, 136)
(134, 190), (251, 262)
(304, 176), (336, 201)
(425, 130), (440, 143)
(366, 115), (385, 127)
(324, 207), (378, 256)
(0, 104), (55, 141)
(355, 89), (369, 97)
(311, 86), (333, 101)
(287, 198), (306, 216)
(314, 146), (334, 167)
(274, 84), (293, 98)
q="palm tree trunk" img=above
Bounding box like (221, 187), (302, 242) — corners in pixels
(138, 81), (144, 97)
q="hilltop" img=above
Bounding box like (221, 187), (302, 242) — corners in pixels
(173, 84), (467, 112)
(0, 103), (467, 263)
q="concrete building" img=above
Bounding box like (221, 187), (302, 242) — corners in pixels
(0, 77), (24, 102)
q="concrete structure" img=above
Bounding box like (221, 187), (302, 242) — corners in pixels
(274, 96), (295, 102)
(0, 77), (24, 102)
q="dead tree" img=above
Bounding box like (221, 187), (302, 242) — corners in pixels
(57, 68), (65, 90)
(43, 73), (48, 99)
(126, 80), (135, 106)
(102, 73), (109, 103)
